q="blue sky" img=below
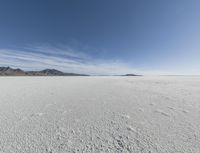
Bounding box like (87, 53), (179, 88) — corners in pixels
(0, 0), (200, 75)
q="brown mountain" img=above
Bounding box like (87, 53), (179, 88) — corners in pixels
(0, 67), (89, 76)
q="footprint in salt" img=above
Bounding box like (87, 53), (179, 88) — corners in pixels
(62, 109), (72, 114)
(155, 109), (170, 117)
(58, 126), (66, 133)
(126, 125), (137, 133)
(182, 110), (189, 114)
(168, 106), (175, 110)
(120, 114), (130, 119)
(45, 147), (53, 153)
(71, 129), (75, 134)
(20, 116), (28, 121)
(138, 108), (144, 112)
(150, 103), (155, 106)
(45, 103), (54, 108)
(37, 112), (45, 116)
(30, 112), (45, 117)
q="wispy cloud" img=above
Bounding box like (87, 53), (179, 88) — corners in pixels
(0, 45), (142, 75)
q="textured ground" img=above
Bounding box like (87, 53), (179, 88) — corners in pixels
(0, 76), (200, 153)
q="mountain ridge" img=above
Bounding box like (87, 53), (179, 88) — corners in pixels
(0, 67), (89, 76)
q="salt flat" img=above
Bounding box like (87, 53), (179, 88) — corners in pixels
(0, 76), (200, 153)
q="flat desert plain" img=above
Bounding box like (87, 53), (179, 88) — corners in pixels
(0, 76), (200, 153)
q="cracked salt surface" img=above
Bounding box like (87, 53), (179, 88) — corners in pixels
(0, 76), (200, 152)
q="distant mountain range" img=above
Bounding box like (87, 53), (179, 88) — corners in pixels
(0, 67), (89, 76)
(122, 74), (142, 76)
(113, 74), (142, 76)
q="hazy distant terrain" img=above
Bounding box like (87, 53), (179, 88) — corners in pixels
(0, 76), (200, 152)
(0, 67), (88, 76)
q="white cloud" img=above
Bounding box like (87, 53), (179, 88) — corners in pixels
(0, 46), (142, 75)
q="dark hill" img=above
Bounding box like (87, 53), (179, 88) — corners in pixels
(0, 67), (89, 76)
(123, 74), (142, 76)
